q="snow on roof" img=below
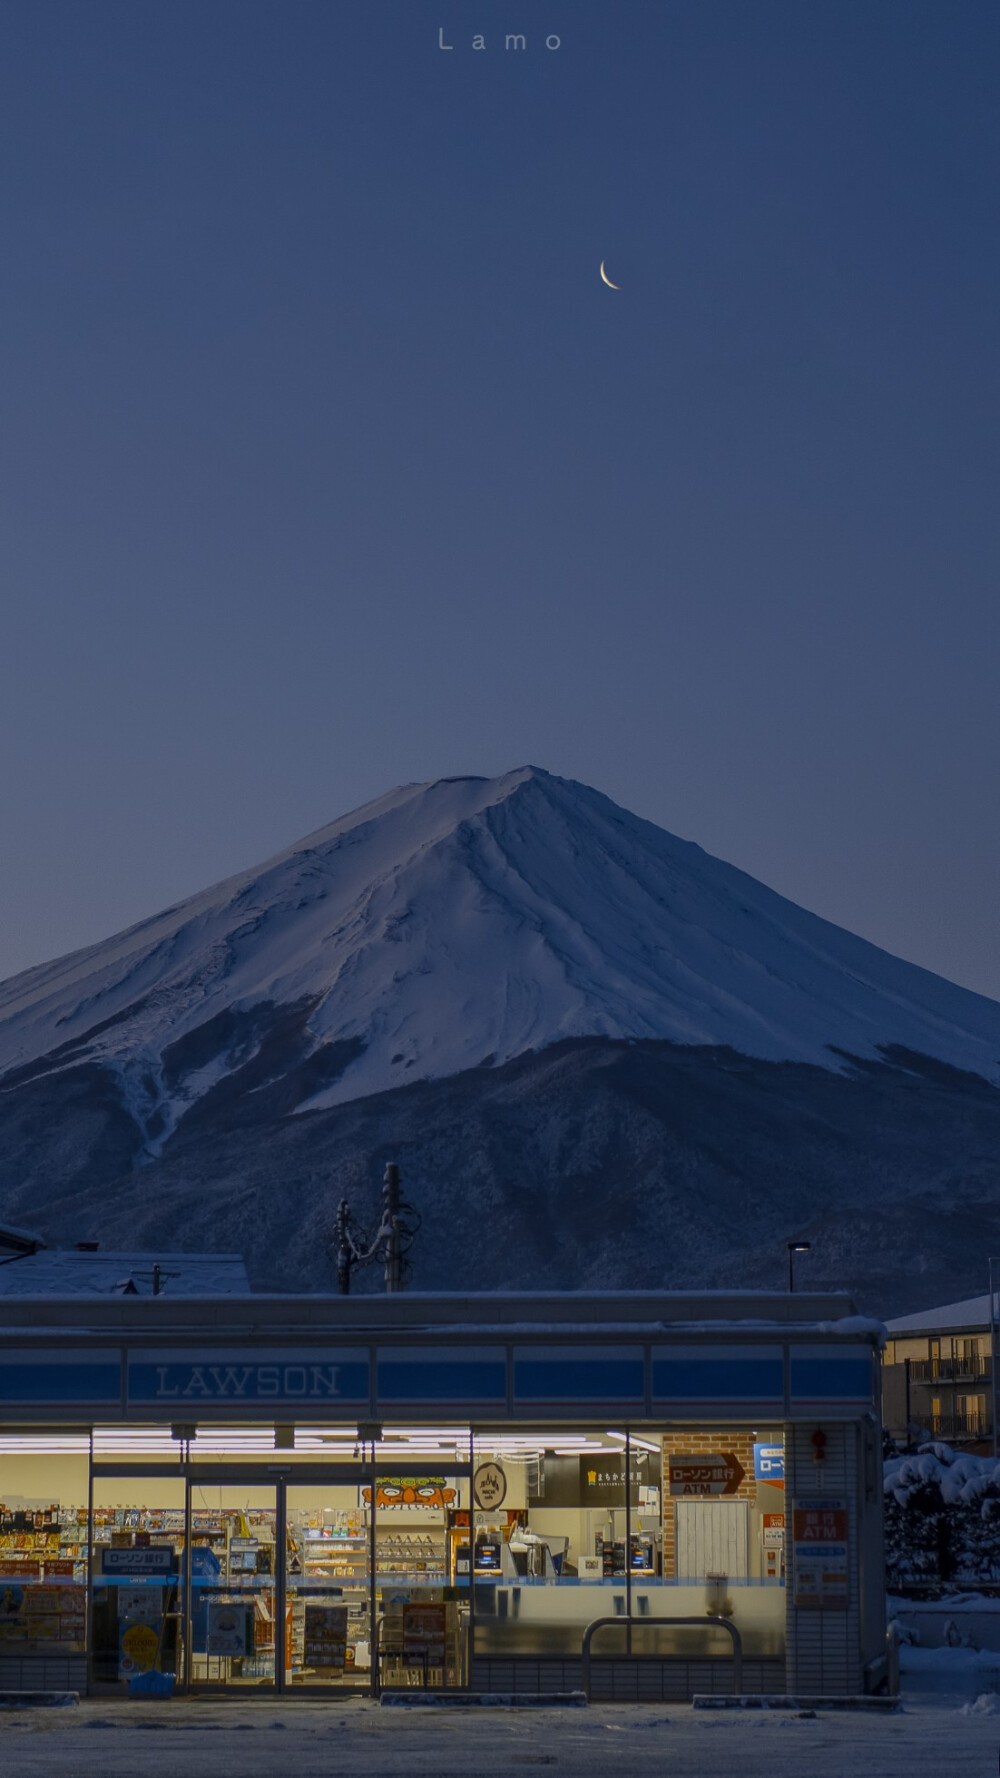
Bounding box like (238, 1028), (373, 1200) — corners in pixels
(886, 1294), (991, 1335)
(0, 1222), (45, 1254)
(0, 1250), (250, 1297)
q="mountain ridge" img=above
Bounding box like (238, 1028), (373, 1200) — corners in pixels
(0, 1031), (997, 1315)
(0, 766), (997, 1313)
(1, 768), (997, 1154)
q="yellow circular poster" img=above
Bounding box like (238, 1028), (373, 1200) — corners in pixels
(121, 1622), (159, 1672)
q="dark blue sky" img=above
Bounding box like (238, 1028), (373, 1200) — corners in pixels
(1, 1), (997, 995)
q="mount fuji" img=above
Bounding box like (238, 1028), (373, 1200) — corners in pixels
(1, 767), (998, 1311)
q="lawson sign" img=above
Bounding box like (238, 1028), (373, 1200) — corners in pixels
(127, 1348), (370, 1408)
(754, 1441), (785, 1483)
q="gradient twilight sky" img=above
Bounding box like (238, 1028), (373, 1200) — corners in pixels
(1, 1), (997, 998)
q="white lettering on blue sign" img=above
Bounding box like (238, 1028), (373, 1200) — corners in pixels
(152, 1363), (342, 1399)
(102, 1546), (175, 1575)
(127, 1347), (370, 1407)
(754, 1442), (785, 1482)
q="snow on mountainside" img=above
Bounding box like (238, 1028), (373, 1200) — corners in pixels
(0, 767), (998, 1157)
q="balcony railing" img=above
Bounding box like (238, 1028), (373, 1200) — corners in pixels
(910, 1355), (992, 1384)
(925, 1410), (991, 1440)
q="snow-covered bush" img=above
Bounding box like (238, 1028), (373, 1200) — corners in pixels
(884, 1443), (1000, 1588)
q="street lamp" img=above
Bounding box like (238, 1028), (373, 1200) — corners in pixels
(787, 1241), (811, 1293)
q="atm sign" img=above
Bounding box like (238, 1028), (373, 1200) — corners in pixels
(792, 1504), (848, 1544)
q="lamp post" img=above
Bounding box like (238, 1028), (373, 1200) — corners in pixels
(787, 1240), (811, 1293)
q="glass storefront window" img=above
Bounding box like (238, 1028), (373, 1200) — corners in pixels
(87, 1424), (473, 1692)
(286, 1474), (370, 1687)
(371, 1459), (468, 1689)
(90, 1473), (186, 1691)
(467, 1426), (787, 1674)
(185, 1479), (279, 1688)
(0, 1441), (90, 1679)
(4, 1419), (790, 1690)
(636, 1423), (786, 1665)
(469, 1429), (630, 1658)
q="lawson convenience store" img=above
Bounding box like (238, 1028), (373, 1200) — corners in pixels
(0, 1288), (887, 1700)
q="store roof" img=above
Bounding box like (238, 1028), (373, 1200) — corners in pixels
(0, 1249), (251, 1297)
(0, 1285), (870, 1338)
(0, 1222), (45, 1256)
(885, 1293), (991, 1335)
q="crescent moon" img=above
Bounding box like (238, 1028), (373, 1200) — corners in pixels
(600, 260), (620, 289)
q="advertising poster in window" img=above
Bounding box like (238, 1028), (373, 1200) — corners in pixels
(360, 1477), (457, 1511)
(0, 1583), (26, 1641)
(792, 1498), (849, 1609)
(304, 1603), (348, 1670)
(206, 1600), (253, 1656)
(118, 1585), (162, 1624)
(119, 1619), (162, 1676)
(402, 1601), (447, 1668)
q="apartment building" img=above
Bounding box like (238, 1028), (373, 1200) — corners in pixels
(883, 1295), (994, 1452)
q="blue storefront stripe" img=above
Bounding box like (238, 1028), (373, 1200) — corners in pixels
(652, 1358), (784, 1399)
(791, 1355), (873, 1399)
(377, 1353), (507, 1401)
(127, 1348), (371, 1406)
(0, 1353), (122, 1404)
(0, 1337), (875, 1413)
(651, 1346), (784, 1401)
(513, 1348), (645, 1401)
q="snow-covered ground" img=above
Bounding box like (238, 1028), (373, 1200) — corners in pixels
(902, 1644), (1000, 1696)
(7, 1597), (1000, 1775)
(2, 767), (998, 1146)
(0, 1689), (997, 1777)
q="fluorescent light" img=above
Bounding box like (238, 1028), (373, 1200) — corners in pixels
(0, 1436), (90, 1454)
(1, 1424), (630, 1460)
(605, 1431), (661, 1453)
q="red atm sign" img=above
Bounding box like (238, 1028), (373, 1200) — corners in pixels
(792, 1504), (848, 1545)
(792, 1497), (849, 1610)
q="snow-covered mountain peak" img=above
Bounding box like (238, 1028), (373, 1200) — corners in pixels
(0, 768), (998, 1151)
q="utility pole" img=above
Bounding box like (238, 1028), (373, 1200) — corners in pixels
(333, 1163), (420, 1296)
(335, 1199), (354, 1297)
(982, 1251), (989, 1457)
(382, 1163), (404, 1294)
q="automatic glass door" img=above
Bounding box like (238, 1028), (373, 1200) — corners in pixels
(188, 1463), (374, 1692)
(89, 1456), (470, 1696)
(186, 1473), (280, 1689)
(285, 1471), (372, 1688)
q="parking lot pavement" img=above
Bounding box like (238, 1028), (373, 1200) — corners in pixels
(1, 1692), (999, 1778)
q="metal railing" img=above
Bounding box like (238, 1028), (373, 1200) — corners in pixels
(580, 1614), (743, 1700)
(927, 1410), (990, 1439)
(910, 1356), (991, 1383)
(373, 1609), (469, 1693)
